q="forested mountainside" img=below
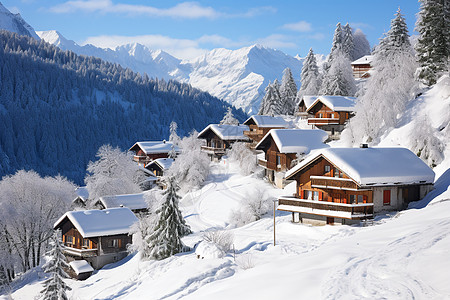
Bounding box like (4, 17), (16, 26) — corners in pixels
(0, 30), (245, 184)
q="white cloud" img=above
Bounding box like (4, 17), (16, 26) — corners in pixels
(282, 21), (312, 32)
(49, 0), (275, 20)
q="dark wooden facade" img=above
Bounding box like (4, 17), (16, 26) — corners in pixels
(243, 119), (286, 145)
(352, 63), (371, 79)
(132, 149), (170, 166)
(307, 101), (351, 126)
(257, 135), (297, 172)
(199, 128), (242, 159)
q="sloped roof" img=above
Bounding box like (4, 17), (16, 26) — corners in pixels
(75, 186), (89, 201)
(351, 55), (373, 65)
(198, 124), (250, 141)
(54, 207), (138, 238)
(129, 141), (180, 154)
(299, 96), (319, 110)
(69, 260), (94, 275)
(243, 115), (288, 128)
(255, 129), (329, 154)
(286, 147), (435, 186)
(99, 193), (148, 210)
(307, 96), (356, 112)
(145, 158), (174, 171)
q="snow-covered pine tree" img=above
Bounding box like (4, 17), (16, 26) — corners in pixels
(409, 115), (444, 167)
(220, 107), (240, 125)
(345, 8), (417, 144)
(415, 0), (450, 86)
(323, 22), (343, 74)
(342, 23), (354, 59)
(169, 121), (180, 145)
(40, 230), (71, 300)
(298, 48), (322, 100)
(144, 176), (192, 260)
(258, 82), (283, 115)
(279, 68), (298, 115)
(352, 29), (371, 60)
(320, 48), (356, 96)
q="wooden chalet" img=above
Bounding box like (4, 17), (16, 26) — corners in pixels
(145, 158), (174, 177)
(197, 124), (250, 160)
(129, 141), (180, 166)
(278, 147), (435, 225)
(296, 96), (318, 119)
(54, 207), (138, 270)
(351, 55), (373, 79)
(306, 96), (356, 140)
(255, 129), (328, 188)
(243, 115), (288, 147)
(95, 193), (149, 214)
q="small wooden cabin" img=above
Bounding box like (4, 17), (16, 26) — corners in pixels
(296, 96), (318, 118)
(306, 96), (356, 140)
(69, 260), (94, 280)
(197, 124), (250, 160)
(95, 193), (149, 214)
(278, 147), (435, 225)
(243, 115), (288, 146)
(54, 207), (138, 270)
(255, 129), (328, 188)
(129, 141), (180, 166)
(351, 55), (373, 79)
(145, 158), (174, 177)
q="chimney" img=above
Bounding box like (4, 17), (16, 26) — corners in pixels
(360, 143), (369, 148)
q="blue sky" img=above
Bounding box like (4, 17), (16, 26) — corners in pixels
(4, 0), (420, 60)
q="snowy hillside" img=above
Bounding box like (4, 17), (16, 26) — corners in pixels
(37, 30), (304, 113)
(0, 3), (39, 39)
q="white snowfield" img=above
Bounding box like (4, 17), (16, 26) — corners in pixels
(7, 159), (450, 300)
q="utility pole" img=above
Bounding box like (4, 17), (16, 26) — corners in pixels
(273, 199), (277, 246)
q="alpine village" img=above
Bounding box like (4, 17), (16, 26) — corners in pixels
(0, 1), (449, 299)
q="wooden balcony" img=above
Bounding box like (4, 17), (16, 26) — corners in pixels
(133, 155), (148, 163)
(243, 129), (264, 136)
(277, 196), (373, 219)
(201, 146), (226, 156)
(308, 118), (340, 125)
(63, 245), (98, 258)
(310, 176), (359, 191)
(257, 159), (281, 171)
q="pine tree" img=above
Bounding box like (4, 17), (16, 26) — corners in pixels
(320, 48), (356, 96)
(220, 107), (239, 125)
(168, 121), (180, 145)
(324, 22), (343, 73)
(144, 176), (191, 260)
(415, 0), (449, 86)
(342, 23), (354, 59)
(298, 48), (322, 100)
(258, 82), (282, 115)
(352, 29), (371, 60)
(279, 68), (298, 115)
(40, 230), (71, 300)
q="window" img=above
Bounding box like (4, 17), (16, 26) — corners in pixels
(358, 195), (364, 204)
(305, 190), (313, 200)
(276, 155), (281, 166)
(334, 168), (341, 178)
(324, 165), (331, 174)
(313, 191), (319, 200)
(108, 239), (119, 248)
(318, 113), (323, 118)
(66, 236), (74, 245)
(383, 190), (391, 206)
(350, 195), (356, 204)
(83, 239), (90, 249)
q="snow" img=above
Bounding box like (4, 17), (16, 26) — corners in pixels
(0, 3), (39, 39)
(195, 242), (225, 259)
(307, 95), (356, 112)
(299, 95), (319, 110)
(69, 260), (94, 275)
(130, 141), (180, 155)
(243, 115), (288, 128)
(198, 124), (250, 141)
(255, 129), (329, 154)
(146, 158), (174, 171)
(53, 207), (138, 238)
(99, 192), (148, 210)
(351, 55), (374, 65)
(75, 186), (89, 200)
(286, 147), (435, 186)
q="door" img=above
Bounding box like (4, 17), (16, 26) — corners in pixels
(326, 217), (334, 225)
(383, 190), (391, 206)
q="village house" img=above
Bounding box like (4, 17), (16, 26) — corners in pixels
(54, 207), (138, 271)
(145, 158), (174, 177)
(242, 115), (288, 147)
(95, 193), (149, 214)
(305, 96), (356, 140)
(197, 124), (250, 160)
(255, 129), (329, 188)
(129, 141), (180, 166)
(278, 146), (435, 225)
(296, 95), (318, 119)
(351, 55), (373, 79)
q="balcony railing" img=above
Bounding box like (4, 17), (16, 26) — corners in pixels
(201, 146), (226, 155)
(310, 176), (359, 190)
(133, 155), (148, 163)
(63, 245), (98, 257)
(308, 118), (340, 125)
(257, 159), (281, 171)
(278, 196), (373, 219)
(243, 129), (264, 136)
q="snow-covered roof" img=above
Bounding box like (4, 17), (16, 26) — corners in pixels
(299, 96), (319, 109)
(54, 207), (138, 238)
(243, 115), (288, 128)
(145, 158), (174, 171)
(351, 55), (373, 65)
(307, 96), (356, 112)
(255, 129), (329, 154)
(129, 141), (180, 154)
(69, 260), (94, 275)
(286, 147), (435, 186)
(75, 187), (89, 201)
(198, 124), (250, 141)
(99, 193), (148, 210)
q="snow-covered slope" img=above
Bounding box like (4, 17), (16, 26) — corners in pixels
(0, 3), (39, 39)
(37, 30), (304, 113)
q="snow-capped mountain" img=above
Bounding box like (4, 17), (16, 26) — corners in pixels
(0, 2), (39, 39)
(37, 30), (304, 114)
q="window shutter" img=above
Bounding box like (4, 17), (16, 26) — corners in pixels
(363, 195), (368, 203)
(319, 192), (323, 201)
